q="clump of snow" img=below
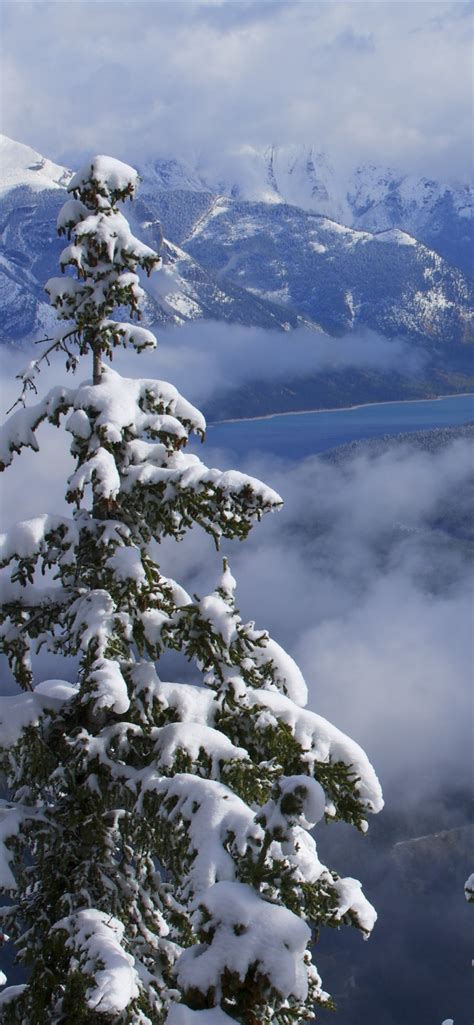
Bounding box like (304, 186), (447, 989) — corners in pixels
(261, 775), (326, 834)
(88, 658), (130, 715)
(176, 881), (311, 1004)
(68, 155), (139, 201)
(138, 773), (263, 898)
(255, 636), (308, 706)
(0, 681), (76, 749)
(132, 664), (216, 726)
(0, 985), (27, 1008)
(0, 803), (28, 890)
(0, 514), (78, 565)
(151, 722), (248, 778)
(464, 873), (474, 902)
(166, 1007), (237, 1025)
(54, 909), (140, 1013)
(61, 210), (158, 269)
(246, 686), (384, 814)
(331, 876), (377, 936)
(72, 367), (205, 441)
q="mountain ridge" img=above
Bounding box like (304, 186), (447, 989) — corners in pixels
(1, 134), (472, 418)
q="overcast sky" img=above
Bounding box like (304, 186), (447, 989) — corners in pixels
(1, 0), (472, 179)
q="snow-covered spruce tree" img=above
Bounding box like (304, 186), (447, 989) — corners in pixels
(0, 157), (383, 1025)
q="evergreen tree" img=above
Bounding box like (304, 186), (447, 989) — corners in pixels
(0, 157), (383, 1025)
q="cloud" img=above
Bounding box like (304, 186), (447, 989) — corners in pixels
(113, 322), (425, 411)
(1, 1), (472, 179)
(143, 432), (473, 806)
(0, 321), (426, 445)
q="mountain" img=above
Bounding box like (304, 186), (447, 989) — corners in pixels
(139, 144), (473, 275)
(0, 135), (71, 196)
(184, 197), (472, 347)
(1, 135), (472, 418)
(0, 136), (301, 343)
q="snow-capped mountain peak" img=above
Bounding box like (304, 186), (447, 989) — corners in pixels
(0, 134), (71, 196)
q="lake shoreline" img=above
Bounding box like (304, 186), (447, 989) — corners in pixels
(208, 392), (474, 427)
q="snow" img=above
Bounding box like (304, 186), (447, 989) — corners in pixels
(68, 155), (139, 200)
(131, 664), (216, 726)
(262, 775), (326, 831)
(65, 209), (159, 267)
(88, 658), (130, 714)
(254, 636), (308, 706)
(106, 544), (148, 585)
(151, 722), (248, 778)
(165, 1007), (237, 1025)
(138, 773), (263, 897)
(68, 591), (118, 657)
(57, 197), (89, 233)
(464, 873), (474, 901)
(165, 292), (202, 319)
(0, 985), (27, 1007)
(331, 876), (377, 936)
(70, 367), (206, 442)
(0, 681), (77, 749)
(0, 384), (72, 468)
(101, 319), (157, 351)
(372, 228), (417, 246)
(0, 514), (76, 564)
(0, 803), (28, 889)
(0, 134), (70, 196)
(175, 881), (311, 1004)
(54, 909), (140, 1013)
(44, 274), (84, 311)
(69, 445), (121, 500)
(198, 593), (236, 648)
(245, 686), (384, 814)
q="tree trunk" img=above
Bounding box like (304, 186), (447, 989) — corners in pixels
(92, 340), (102, 385)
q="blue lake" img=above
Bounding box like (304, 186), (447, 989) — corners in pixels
(204, 393), (474, 461)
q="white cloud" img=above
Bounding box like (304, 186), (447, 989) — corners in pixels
(1, 1), (471, 179)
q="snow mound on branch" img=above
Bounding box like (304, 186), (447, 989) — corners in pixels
(68, 155), (139, 197)
(0, 514), (78, 565)
(89, 658), (130, 714)
(151, 722), (248, 777)
(256, 636), (308, 706)
(176, 881), (311, 1004)
(262, 774), (326, 832)
(72, 367), (206, 441)
(464, 873), (474, 902)
(139, 773), (263, 897)
(54, 909), (140, 1013)
(0, 681), (77, 749)
(247, 686), (384, 814)
(0, 803), (29, 890)
(132, 664), (217, 725)
(166, 1006), (237, 1025)
(0, 985), (27, 1008)
(331, 876), (377, 935)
